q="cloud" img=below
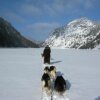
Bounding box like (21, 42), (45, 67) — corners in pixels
(43, 0), (98, 16)
(3, 12), (25, 23)
(42, 0), (82, 16)
(43, 0), (70, 16)
(21, 4), (42, 16)
(18, 0), (99, 18)
(19, 0), (81, 17)
(27, 22), (60, 35)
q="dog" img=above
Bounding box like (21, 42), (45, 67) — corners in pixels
(41, 67), (51, 95)
(54, 75), (66, 95)
(49, 66), (56, 81)
(44, 66), (50, 74)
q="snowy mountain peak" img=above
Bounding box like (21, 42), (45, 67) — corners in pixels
(44, 18), (100, 49)
(67, 17), (94, 27)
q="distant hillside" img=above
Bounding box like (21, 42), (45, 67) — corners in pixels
(0, 17), (39, 47)
(44, 18), (100, 49)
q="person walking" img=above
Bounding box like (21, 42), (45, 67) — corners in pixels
(42, 45), (51, 64)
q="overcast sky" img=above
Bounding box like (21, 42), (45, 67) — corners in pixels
(0, 0), (100, 41)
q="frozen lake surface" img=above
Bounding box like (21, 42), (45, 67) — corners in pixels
(0, 48), (100, 100)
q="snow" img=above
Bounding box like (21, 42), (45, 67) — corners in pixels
(94, 44), (100, 50)
(0, 48), (100, 100)
(67, 17), (94, 27)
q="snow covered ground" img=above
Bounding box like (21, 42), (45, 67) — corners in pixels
(0, 48), (100, 100)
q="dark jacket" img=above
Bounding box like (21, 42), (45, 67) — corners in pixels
(43, 46), (51, 58)
(43, 46), (51, 64)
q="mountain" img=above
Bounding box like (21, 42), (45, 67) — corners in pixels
(0, 17), (39, 47)
(44, 18), (100, 49)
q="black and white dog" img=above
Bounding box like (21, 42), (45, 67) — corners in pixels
(41, 66), (66, 96)
(49, 66), (66, 95)
(49, 66), (56, 81)
(54, 75), (66, 95)
(41, 67), (51, 95)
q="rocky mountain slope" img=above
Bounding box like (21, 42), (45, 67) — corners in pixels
(0, 17), (39, 47)
(44, 18), (100, 49)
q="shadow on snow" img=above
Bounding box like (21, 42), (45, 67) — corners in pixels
(95, 96), (100, 100)
(50, 61), (62, 64)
